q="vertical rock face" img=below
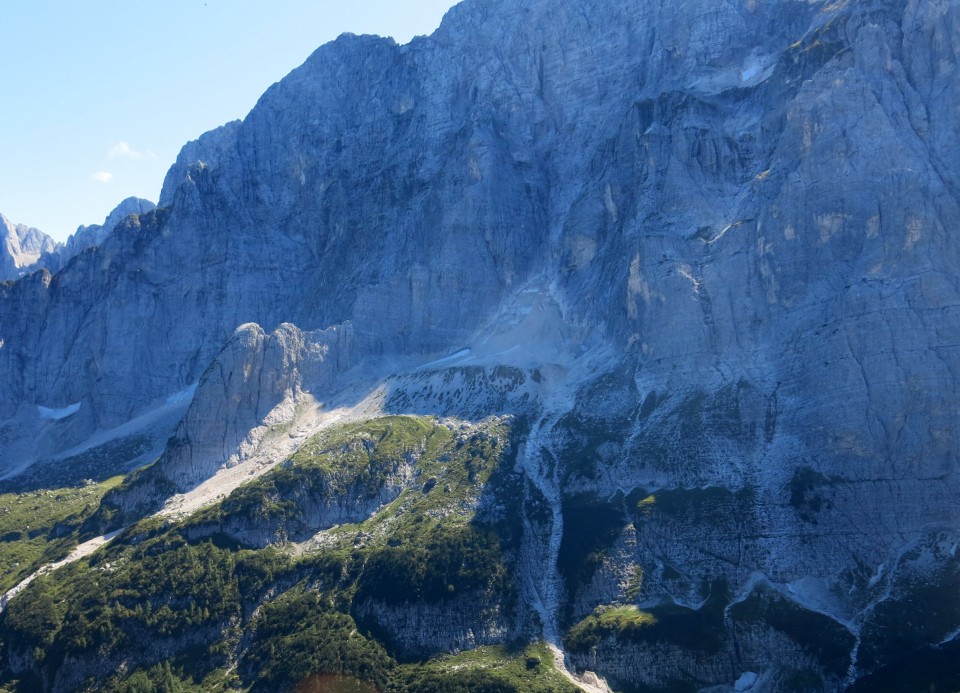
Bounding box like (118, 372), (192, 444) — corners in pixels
(160, 321), (352, 489)
(1, 0), (960, 689)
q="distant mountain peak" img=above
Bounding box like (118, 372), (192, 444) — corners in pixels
(0, 213), (59, 281)
(64, 197), (157, 259)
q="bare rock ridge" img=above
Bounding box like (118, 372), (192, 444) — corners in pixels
(1, 0), (960, 689)
(60, 197), (157, 262)
(0, 197), (157, 281)
(0, 214), (58, 281)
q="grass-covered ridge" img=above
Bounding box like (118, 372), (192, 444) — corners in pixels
(0, 476), (123, 593)
(564, 604), (657, 651)
(0, 415), (537, 692)
(182, 415), (510, 546)
(564, 581), (730, 656)
(387, 642), (579, 692)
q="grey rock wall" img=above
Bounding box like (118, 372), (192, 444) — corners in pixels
(0, 0), (958, 688)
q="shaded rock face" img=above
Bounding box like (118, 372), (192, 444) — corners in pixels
(353, 596), (512, 659)
(0, 0), (959, 689)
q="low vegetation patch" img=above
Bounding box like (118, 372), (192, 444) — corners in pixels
(566, 582), (729, 655)
(0, 476), (123, 592)
(0, 416), (529, 692)
(565, 605), (656, 651)
(386, 642), (579, 693)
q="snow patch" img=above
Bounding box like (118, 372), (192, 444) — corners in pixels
(688, 50), (778, 95)
(702, 220), (746, 245)
(786, 576), (841, 612)
(867, 562), (886, 588)
(939, 625), (960, 646)
(37, 402), (81, 420)
(735, 672), (759, 691)
(423, 348), (472, 369)
(739, 50), (777, 86)
(50, 383), (199, 463)
(740, 63), (762, 82)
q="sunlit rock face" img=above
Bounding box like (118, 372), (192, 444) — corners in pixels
(0, 199), (155, 284)
(0, 214), (58, 281)
(1, 0), (960, 688)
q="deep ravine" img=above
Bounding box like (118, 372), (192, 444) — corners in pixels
(517, 370), (612, 693)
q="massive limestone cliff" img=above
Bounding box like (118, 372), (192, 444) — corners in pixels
(105, 321), (355, 519)
(1, 0), (959, 690)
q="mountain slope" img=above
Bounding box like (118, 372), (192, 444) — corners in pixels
(1, 0), (959, 690)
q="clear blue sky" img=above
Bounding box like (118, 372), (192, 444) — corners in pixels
(0, 1), (458, 241)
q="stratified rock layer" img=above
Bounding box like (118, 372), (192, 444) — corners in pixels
(1, 0), (959, 689)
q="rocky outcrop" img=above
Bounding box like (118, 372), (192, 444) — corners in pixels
(160, 321), (352, 488)
(353, 594), (512, 659)
(102, 321), (353, 522)
(385, 365), (541, 420)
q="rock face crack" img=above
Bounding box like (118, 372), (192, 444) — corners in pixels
(515, 360), (613, 692)
(518, 414), (566, 644)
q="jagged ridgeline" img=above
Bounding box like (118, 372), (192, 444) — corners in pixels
(1, 0), (960, 690)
